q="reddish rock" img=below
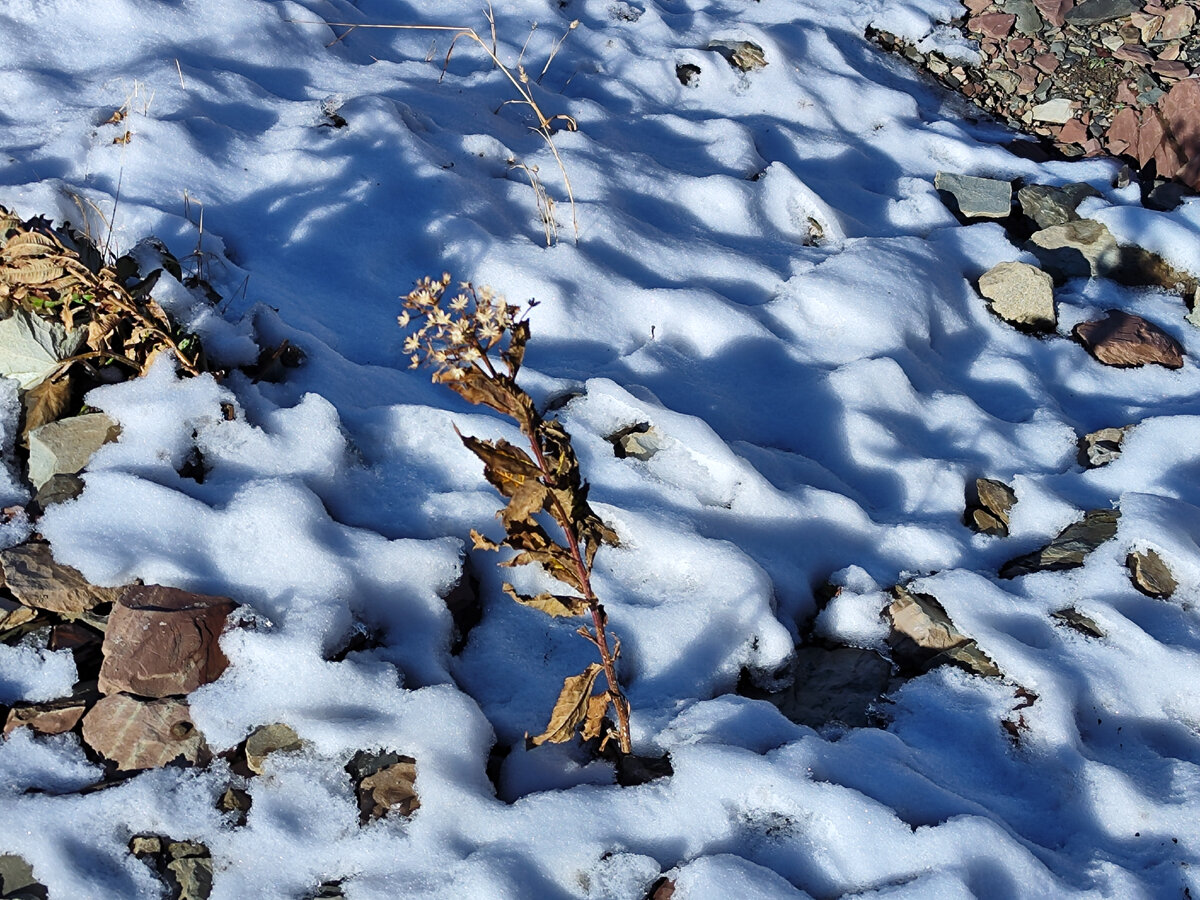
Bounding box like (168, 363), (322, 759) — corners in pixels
(1158, 41), (1182, 61)
(1159, 5), (1197, 41)
(1143, 4), (1169, 17)
(1010, 37), (1033, 53)
(1162, 78), (1200, 189)
(968, 12), (1018, 37)
(1073, 310), (1185, 369)
(97, 585), (236, 698)
(81, 694), (209, 771)
(965, 0), (994, 12)
(1017, 65), (1041, 92)
(1034, 53), (1061, 73)
(4, 702), (87, 736)
(1114, 43), (1154, 65)
(1105, 106), (1142, 155)
(1082, 138), (1104, 156)
(1115, 79), (1139, 104)
(1151, 59), (1190, 80)
(1035, 0), (1074, 27)
(1058, 118), (1089, 144)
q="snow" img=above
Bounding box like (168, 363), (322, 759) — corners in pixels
(1, 0), (1199, 897)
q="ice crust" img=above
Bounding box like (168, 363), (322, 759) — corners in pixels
(0, 0), (1198, 897)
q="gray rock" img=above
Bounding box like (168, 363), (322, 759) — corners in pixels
(934, 172), (1013, 219)
(1078, 426), (1129, 467)
(32, 473), (84, 511)
(1017, 183), (1099, 229)
(1026, 219), (1121, 280)
(978, 261), (1056, 329)
(26, 412), (120, 492)
(1127, 549), (1177, 599)
(986, 69), (1021, 94)
(1066, 0), (1138, 24)
(610, 423), (663, 461)
(1000, 509), (1120, 578)
(0, 854), (47, 900)
(1031, 98), (1074, 123)
(1006, 0), (1043, 34)
(764, 645), (892, 729)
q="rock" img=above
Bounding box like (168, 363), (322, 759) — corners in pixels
(166, 847), (213, 900)
(675, 63), (701, 87)
(886, 586), (1001, 678)
(934, 172), (1013, 218)
(1035, 0), (1074, 27)
(3, 699), (87, 736)
(1078, 426), (1129, 467)
(1159, 5), (1196, 41)
(966, 477), (1018, 536)
(1145, 180), (1188, 212)
(97, 585), (235, 698)
(967, 13), (1017, 38)
(1017, 183), (1099, 229)
(32, 473), (85, 512)
(129, 835), (163, 857)
(1072, 310), (1185, 369)
(1033, 52), (1060, 73)
(1127, 549), (1177, 598)
(1031, 98), (1074, 123)
(0, 855), (47, 900)
(765, 645), (892, 728)
(26, 413), (119, 492)
(1115, 245), (1199, 305)
(1026, 219), (1121, 280)
(1007, 0), (1044, 34)
(1151, 60), (1189, 80)
(81, 694), (209, 771)
(217, 786), (252, 826)
(0, 596), (38, 635)
(609, 423), (663, 461)
(1161, 79), (1200, 189)
(1113, 44), (1154, 65)
(999, 508), (1120, 577)
(244, 723), (303, 774)
(0, 540), (122, 616)
(1065, 0), (1138, 25)
(1052, 607), (1106, 638)
(346, 750), (420, 823)
(978, 261), (1056, 330)
(707, 40), (766, 71)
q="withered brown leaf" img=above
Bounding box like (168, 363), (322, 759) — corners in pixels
(502, 583), (588, 617)
(459, 433), (541, 498)
(21, 371), (74, 442)
(580, 691), (611, 742)
(528, 663), (602, 746)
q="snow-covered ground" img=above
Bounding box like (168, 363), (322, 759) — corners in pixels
(2, 0), (1200, 896)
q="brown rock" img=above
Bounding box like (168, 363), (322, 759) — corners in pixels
(1158, 41), (1182, 61)
(1113, 43), (1154, 65)
(886, 586), (1001, 678)
(244, 723), (304, 775)
(1072, 310), (1185, 368)
(1017, 65), (1041, 93)
(1159, 5), (1196, 41)
(968, 12), (1018, 37)
(98, 585), (236, 698)
(1035, 0), (1075, 27)
(1105, 106), (1141, 156)
(81, 694), (208, 771)
(0, 541), (122, 616)
(1115, 79), (1139, 105)
(4, 701), (87, 736)
(1010, 37), (1033, 53)
(1131, 11), (1164, 42)
(346, 750), (420, 824)
(1162, 79), (1200, 189)
(0, 596), (38, 633)
(965, 0), (993, 12)
(1127, 549), (1178, 598)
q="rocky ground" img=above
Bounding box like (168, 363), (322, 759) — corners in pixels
(874, 0), (1200, 205)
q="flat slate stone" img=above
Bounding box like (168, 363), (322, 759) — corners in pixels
(0, 540), (122, 616)
(978, 261), (1056, 330)
(934, 172), (1013, 218)
(1026, 219), (1121, 280)
(1031, 98), (1074, 124)
(26, 412), (120, 492)
(1017, 183), (1099, 229)
(1066, 0), (1139, 25)
(81, 694), (209, 771)
(1000, 509), (1120, 577)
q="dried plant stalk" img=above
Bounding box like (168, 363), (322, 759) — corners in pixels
(401, 274), (631, 754)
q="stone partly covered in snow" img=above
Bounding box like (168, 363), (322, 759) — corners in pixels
(1000, 509), (1121, 577)
(26, 412), (120, 492)
(82, 694), (209, 771)
(1078, 426), (1130, 467)
(244, 723), (304, 775)
(0, 540), (122, 617)
(934, 172), (1013, 218)
(977, 261), (1056, 330)
(1017, 183), (1099, 229)
(966, 477), (1017, 536)
(346, 750), (420, 824)
(609, 423), (663, 461)
(1026, 219), (1121, 281)
(0, 855), (46, 900)
(706, 40), (766, 71)
(1126, 549), (1178, 599)
(885, 586), (1001, 678)
(762, 645), (892, 729)
(131, 836), (213, 900)
(3, 696), (88, 736)
(1052, 607), (1106, 639)
(1072, 310), (1185, 369)
(98, 585), (236, 698)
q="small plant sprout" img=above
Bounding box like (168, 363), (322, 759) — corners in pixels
(401, 274), (632, 754)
